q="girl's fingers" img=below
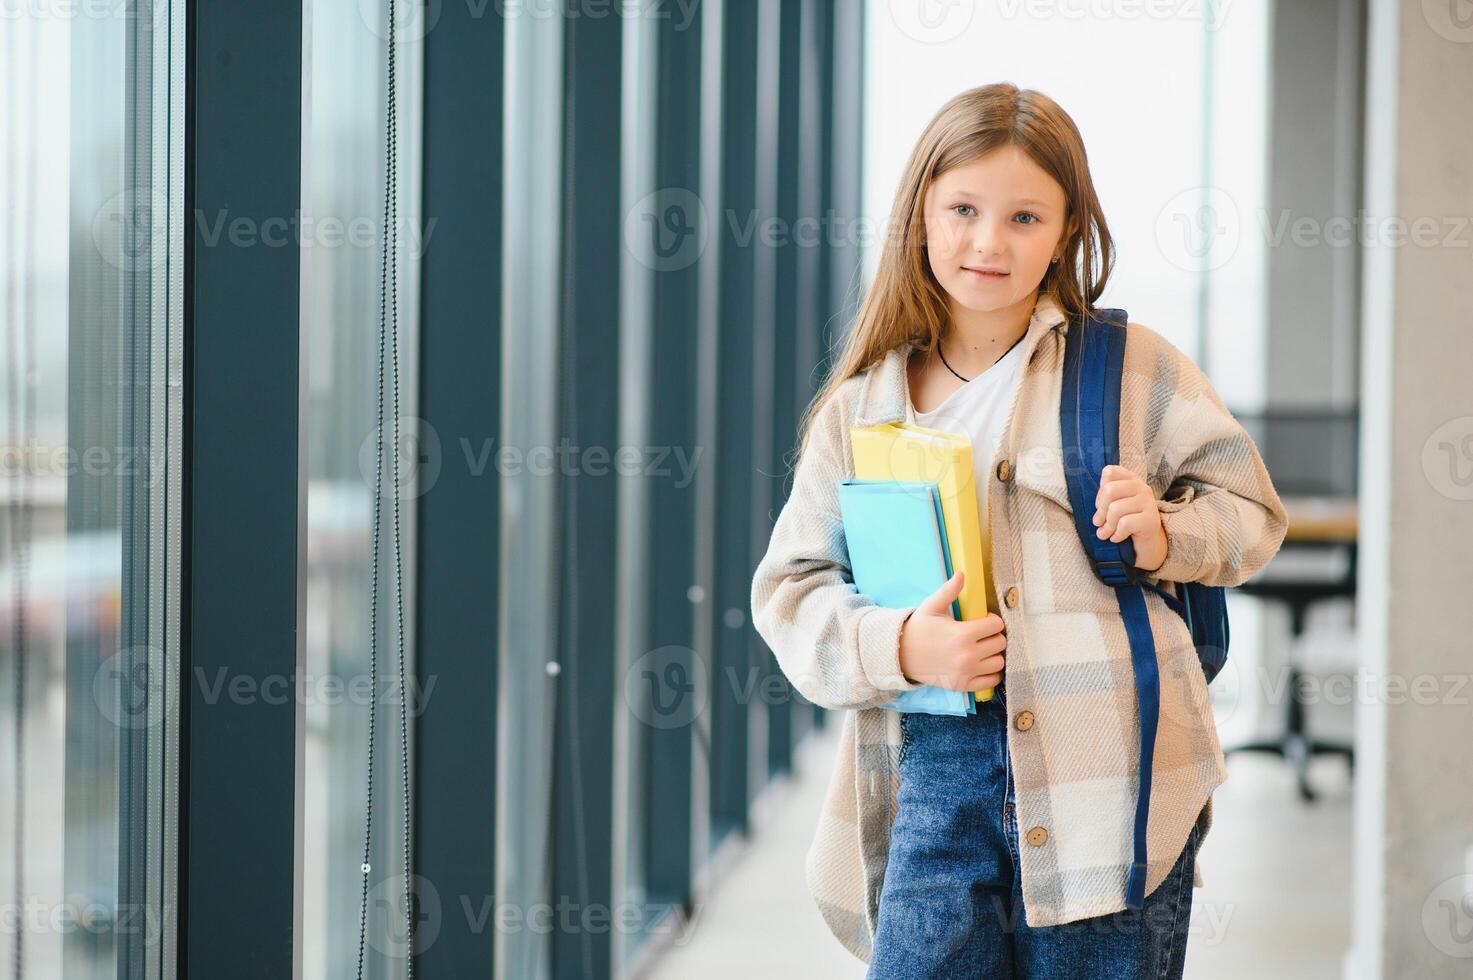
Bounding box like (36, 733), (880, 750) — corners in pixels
(970, 633), (1007, 658)
(1093, 474), (1137, 513)
(966, 671), (1003, 691)
(1096, 502), (1128, 535)
(973, 651), (1006, 674)
(1097, 496), (1153, 538)
(967, 614), (1006, 641)
(1111, 493), (1152, 524)
(1109, 514), (1150, 542)
(1094, 474), (1153, 528)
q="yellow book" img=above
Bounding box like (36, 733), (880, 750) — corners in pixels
(850, 422), (995, 703)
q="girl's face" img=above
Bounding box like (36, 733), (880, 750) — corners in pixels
(922, 145), (1073, 313)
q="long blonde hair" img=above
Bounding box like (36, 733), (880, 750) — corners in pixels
(795, 82), (1115, 462)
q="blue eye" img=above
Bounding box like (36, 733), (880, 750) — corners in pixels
(1016, 212), (1039, 225)
(952, 204), (976, 218)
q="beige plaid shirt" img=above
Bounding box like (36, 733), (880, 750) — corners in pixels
(750, 292), (1289, 963)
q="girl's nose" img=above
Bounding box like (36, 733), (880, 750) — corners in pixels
(970, 217), (1009, 257)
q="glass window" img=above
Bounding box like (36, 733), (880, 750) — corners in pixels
(496, 9), (563, 980)
(299, 3), (424, 976)
(1, 1), (184, 976)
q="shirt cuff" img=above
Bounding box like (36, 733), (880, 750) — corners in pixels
(857, 604), (926, 693)
(1149, 497), (1210, 584)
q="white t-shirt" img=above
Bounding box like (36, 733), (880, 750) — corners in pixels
(905, 339), (1028, 613)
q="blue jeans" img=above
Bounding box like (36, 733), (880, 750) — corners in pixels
(867, 681), (1200, 979)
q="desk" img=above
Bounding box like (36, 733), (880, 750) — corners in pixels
(1228, 496), (1357, 801)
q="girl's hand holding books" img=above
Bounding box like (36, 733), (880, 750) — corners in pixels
(897, 570), (1007, 693)
(1093, 464), (1169, 572)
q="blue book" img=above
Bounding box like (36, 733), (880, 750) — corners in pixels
(836, 480), (976, 717)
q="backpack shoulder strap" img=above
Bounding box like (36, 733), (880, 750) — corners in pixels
(1060, 307), (1137, 584)
(1058, 307), (1159, 911)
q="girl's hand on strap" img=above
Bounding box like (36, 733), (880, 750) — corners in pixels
(1093, 464), (1168, 573)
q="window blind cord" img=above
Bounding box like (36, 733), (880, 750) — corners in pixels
(357, 0), (411, 973)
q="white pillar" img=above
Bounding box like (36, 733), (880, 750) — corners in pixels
(1351, 2), (1473, 977)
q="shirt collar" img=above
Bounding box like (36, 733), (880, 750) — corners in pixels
(853, 291), (1071, 428)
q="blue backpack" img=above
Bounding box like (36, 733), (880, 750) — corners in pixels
(1058, 307), (1229, 911)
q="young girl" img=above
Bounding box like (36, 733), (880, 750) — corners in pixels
(749, 83), (1288, 978)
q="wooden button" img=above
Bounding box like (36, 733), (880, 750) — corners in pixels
(996, 458), (1012, 482)
(1004, 586), (1020, 609)
(1014, 710), (1034, 732)
(1026, 825), (1049, 847)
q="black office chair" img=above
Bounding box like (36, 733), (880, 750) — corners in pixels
(1225, 409), (1358, 802)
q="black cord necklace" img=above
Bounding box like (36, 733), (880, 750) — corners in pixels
(937, 327), (1026, 383)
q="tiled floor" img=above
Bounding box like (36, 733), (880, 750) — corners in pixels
(640, 722), (1353, 979)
